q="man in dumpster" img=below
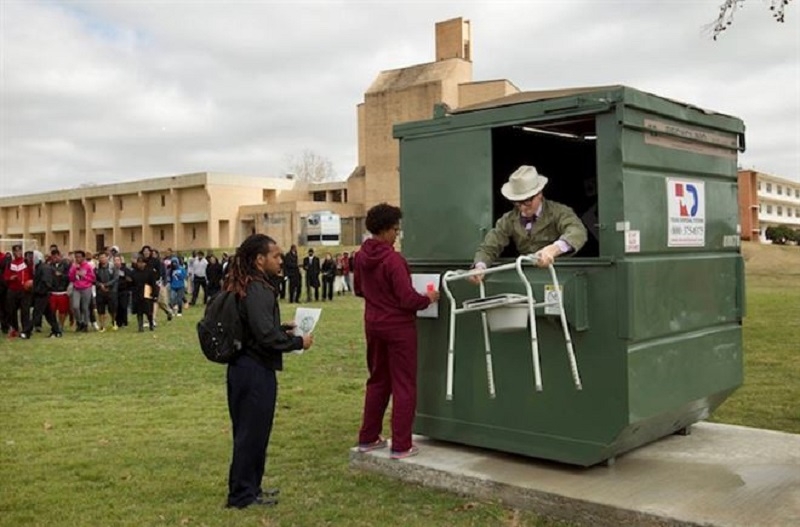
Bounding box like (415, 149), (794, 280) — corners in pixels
(469, 165), (587, 283)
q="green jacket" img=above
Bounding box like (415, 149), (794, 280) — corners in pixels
(473, 199), (588, 266)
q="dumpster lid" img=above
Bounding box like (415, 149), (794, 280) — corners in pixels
(452, 84), (740, 121)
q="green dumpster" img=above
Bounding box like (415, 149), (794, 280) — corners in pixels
(395, 85), (745, 467)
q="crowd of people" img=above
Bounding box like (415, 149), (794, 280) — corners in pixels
(0, 244), (231, 338)
(0, 242), (358, 340)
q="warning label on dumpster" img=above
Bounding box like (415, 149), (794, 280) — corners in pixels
(667, 178), (705, 247)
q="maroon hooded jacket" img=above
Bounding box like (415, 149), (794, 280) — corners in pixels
(354, 238), (431, 326)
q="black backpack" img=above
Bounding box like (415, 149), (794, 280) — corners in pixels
(197, 290), (244, 364)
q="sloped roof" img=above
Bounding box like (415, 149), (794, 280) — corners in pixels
(366, 58), (470, 94)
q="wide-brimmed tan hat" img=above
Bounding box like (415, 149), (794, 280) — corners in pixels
(501, 165), (548, 202)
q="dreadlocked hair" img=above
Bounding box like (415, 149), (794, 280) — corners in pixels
(223, 234), (276, 298)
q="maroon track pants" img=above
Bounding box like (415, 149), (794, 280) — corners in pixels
(358, 322), (418, 452)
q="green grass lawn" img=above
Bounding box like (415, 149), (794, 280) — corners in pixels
(1, 267), (797, 526)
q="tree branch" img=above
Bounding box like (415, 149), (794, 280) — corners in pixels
(712, 0), (792, 40)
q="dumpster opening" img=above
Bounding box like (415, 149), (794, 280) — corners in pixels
(492, 117), (599, 258)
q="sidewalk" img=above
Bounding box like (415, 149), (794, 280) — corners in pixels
(349, 422), (800, 526)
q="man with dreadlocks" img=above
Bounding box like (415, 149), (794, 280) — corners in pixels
(224, 234), (313, 509)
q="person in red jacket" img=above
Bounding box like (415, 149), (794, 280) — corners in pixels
(354, 203), (439, 459)
(3, 244), (33, 339)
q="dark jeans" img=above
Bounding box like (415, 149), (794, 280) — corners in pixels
(206, 281), (221, 302)
(6, 289), (31, 333)
(0, 284), (8, 332)
(305, 280), (319, 302)
(24, 294), (59, 335)
(226, 355), (277, 508)
(288, 274), (301, 303)
(191, 277), (207, 305)
(322, 276), (334, 301)
(116, 291), (130, 327)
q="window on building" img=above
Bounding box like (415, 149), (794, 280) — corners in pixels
(130, 231), (135, 242)
(161, 195), (166, 207)
(331, 189), (343, 202)
(796, 189), (799, 198)
(767, 205), (773, 214)
(38, 206), (41, 218)
(766, 183), (772, 192)
(788, 209), (793, 217)
(160, 229), (165, 241)
(119, 198), (124, 211)
(92, 202), (96, 213)
(778, 185), (783, 195)
(192, 227), (197, 240)
(62, 234), (67, 246)
(759, 203), (762, 212)
(15, 209), (19, 220)
(777, 206), (783, 216)
(758, 181), (762, 191)
(312, 191), (326, 202)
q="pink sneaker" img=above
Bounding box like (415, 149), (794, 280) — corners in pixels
(390, 446), (419, 460)
(357, 437), (388, 453)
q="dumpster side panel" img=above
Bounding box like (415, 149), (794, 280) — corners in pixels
(622, 255), (741, 340)
(627, 325), (743, 422)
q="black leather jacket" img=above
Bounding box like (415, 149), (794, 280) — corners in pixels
(239, 280), (303, 371)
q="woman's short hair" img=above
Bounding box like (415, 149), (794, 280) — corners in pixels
(365, 203), (402, 235)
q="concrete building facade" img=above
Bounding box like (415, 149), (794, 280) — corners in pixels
(738, 169), (800, 241)
(0, 173), (352, 253)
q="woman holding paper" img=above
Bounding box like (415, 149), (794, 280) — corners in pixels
(354, 203), (440, 460)
(223, 234), (313, 509)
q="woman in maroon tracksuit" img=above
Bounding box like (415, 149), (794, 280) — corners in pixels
(354, 203), (439, 459)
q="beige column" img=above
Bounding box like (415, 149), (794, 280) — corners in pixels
(20, 206), (30, 245)
(170, 187), (183, 250)
(67, 200), (77, 250)
(204, 188), (215, 249)
(139, 191), (150, 246)
(109, 195), (120, 247)
(80, 197), (92, 251)
(42, 202), (52, 249)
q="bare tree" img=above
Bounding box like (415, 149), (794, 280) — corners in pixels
(712, 0), (793, 39)
(285, 150), (336, 183)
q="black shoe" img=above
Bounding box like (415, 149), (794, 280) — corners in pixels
(227, 496), (279, 509)
(138, 326), (144, 332)
(19, 333), (30, 340)
(48, 332), (63, 338)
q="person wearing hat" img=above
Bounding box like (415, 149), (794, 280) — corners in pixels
(470, 165), (587, 282)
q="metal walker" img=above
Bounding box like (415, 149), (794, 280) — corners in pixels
(441, 254), (583, 400)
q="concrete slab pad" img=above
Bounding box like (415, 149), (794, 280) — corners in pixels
(349, 422), (800, 526)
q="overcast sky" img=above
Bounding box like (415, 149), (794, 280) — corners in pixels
(1, 0), (798, 197)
